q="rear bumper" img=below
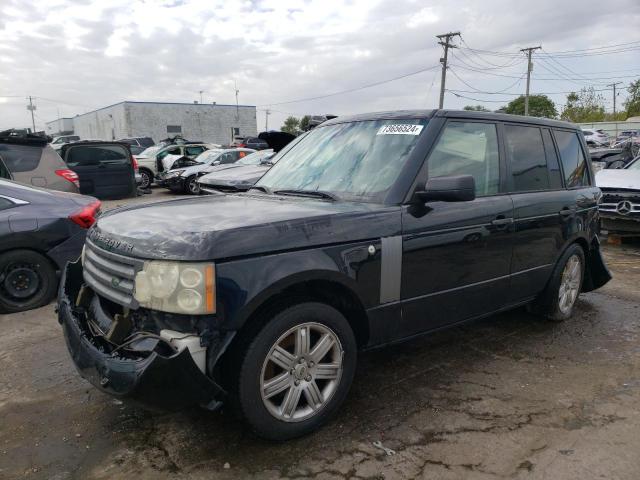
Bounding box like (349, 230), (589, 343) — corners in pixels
(58, 260), (225, 411)
(47, 229), (87, 270)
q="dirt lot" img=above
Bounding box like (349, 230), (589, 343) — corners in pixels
(1, 190), (640, 480)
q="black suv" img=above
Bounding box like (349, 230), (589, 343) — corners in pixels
(58, 110), (610, 440)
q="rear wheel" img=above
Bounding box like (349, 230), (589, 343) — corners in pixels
(0, 250), (57, 313)
(185, 175), (200, 194)
(139, 169), (152, 188)
(531, 244), (585, 321)
(234, 302), (357, 440)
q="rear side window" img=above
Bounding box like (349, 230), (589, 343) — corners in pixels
(0, 144), (42, 172)
(427, 121), (500, 196)
(554, 130), (590, 187)
(504, 125), (549, 192)
(0, 197), (15, 211)
(66, 145), (130, 167)
(541, 129), (563, 189)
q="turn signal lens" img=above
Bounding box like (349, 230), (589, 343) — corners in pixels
(69, 200), (101, 228)
(205, 265), (215, 313)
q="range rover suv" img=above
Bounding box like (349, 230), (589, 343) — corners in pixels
(58, 110), (611, 440)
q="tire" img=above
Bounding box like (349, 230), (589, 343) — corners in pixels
(0, 250), (57, 313)
(139, 169), (152, 189)
(531, 244), (585, 322)
(185, 175), (200, 195)
(234, 302), (357, 440)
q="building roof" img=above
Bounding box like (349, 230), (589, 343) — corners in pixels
(72, 100), (256, 119)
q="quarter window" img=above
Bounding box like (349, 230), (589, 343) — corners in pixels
(0, 144), (42, 172)
(504, 125), (549, 192)
(427, 121), (500, 196)
(554, 130), (590, 187)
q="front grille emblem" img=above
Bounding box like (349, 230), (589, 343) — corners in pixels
(616, 201), (632, 215)
(111, 277), (121, 288)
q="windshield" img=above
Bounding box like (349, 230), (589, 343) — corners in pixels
(237, 149), (275, 166)
(256, 119), (427, 202)
(194, 149), (224, 163)
(138, 145), (162, 157)
(627, 158), (640, 170)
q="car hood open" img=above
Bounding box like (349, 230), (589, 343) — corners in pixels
(89, 194), (400, 261)
(596, 169), (640, 190)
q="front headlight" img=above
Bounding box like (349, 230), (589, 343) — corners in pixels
(165, 170), (185, 179)
(133, 261), (215, 314)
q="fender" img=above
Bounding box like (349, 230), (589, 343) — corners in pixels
(215, 241), (381, 331)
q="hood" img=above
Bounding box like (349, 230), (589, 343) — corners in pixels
(596, 169), (640, 190)
(199, 163), (244, 175)
(89, 194), (400, 261)
(199, 165), (270, 185)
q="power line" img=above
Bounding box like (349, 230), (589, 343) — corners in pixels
(447, 86), (614, 96)
(448, 91), (512, 103)
(448, 67), (525, 94)
(449, 63), (640, 81)
(436, 31), (460, 108)
(260, 64), (441, 106)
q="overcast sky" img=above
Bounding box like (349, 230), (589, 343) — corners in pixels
(1, 0), (639, 132)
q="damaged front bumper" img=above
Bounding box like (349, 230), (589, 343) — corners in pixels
(58, 260), (226, 411)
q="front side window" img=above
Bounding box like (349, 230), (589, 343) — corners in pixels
(185, 146), (205, 156)
(427, 121), (500, 196)
(257, 118), (428, 202)
(504, 125), (549, 192)
(554, 130), (590, 188)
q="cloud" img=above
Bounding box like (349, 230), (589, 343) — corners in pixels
(0, 0), (639, 131)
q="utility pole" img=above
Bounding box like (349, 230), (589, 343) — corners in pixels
(234, 81), (239, 120)
(607, 82), (623, 116)
(198, 90), (204, 104)
(265, 109), (271, 130)
(520, 46), (541, 116)
(436, 32), (460, 109)
(26, 96), (36, 133)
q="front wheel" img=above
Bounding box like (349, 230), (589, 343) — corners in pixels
(185, 175), (200, 194)
(531, 244), (585, 321)
(139, 169), (152, 188)
(235, 302), (357, 440)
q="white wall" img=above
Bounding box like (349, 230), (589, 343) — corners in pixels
(45, 118), (74, 135)
(72, 103), (128, 140)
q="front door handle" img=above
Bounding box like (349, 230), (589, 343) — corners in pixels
(491, 217), (514, 226)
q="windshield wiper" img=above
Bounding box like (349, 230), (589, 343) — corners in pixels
(248, 185), (272, 194)
(273, 189), (340, 201)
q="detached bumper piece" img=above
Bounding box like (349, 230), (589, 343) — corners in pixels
(58, 260), (224, 411)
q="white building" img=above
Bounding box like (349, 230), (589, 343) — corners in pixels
(65, 101), (257, 144)
(45, 118), (74, 136)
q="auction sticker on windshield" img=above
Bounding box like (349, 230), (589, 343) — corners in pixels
(377, 124), (424, 135)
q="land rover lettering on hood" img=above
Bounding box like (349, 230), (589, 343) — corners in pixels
(58, 110), (610, 440)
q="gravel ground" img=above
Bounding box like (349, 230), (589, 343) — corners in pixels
(1, 190), (639, 480)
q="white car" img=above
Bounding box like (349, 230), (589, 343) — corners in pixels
(596, 157), (640, 233)
(157, 148), (255, 194)
(134, 143), (218, 188)
(582, 129), (609, 147)
(50, 135), (81, 151)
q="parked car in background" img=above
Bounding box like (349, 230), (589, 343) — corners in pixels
(58, 110), (610, 440)
(129, 145), (146, 155)
(258, 131), (297, 152)
(198, 149), (276, 193)
(159, 148), (255, 194)
(50, 135), (80, 148)
(117, 137), (155, 148)
(615, 130), (639, 144)
(581, 128), (609, 147)
(60, 141), (137, 199)
(0, 178), (99, 313)
(596, 156), (640, 233)
(590, 142), (638, 171)
(237, 136), (270, 150)
(0, 130), (80, 193)
(134, 142), (217, 188)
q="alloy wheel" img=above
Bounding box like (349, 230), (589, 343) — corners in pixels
(558, 254), (582, 315)
(260, 322), (343, 422)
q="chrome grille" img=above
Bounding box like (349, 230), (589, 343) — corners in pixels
(599, 189), (640, 215)
(83, 239), (144, 308)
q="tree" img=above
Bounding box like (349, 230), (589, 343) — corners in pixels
(503, 95), (557, 118)
(624, 79), (640, 117)
(299, 115), (311, 131)
(560, 87), (605, 122)
(281, 116), (300, 135)
(463, 105), (490, 112)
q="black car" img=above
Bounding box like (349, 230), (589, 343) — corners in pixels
(117, 137), (155, 148)
(60, 141), (137, 199)
(0, 178), (99, 313)
(239, 136), (270, 150)
(58, 110), (610, 440)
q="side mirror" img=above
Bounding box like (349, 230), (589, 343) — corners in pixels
(415, 174), (476, 203)
(213, 160), (221, 166)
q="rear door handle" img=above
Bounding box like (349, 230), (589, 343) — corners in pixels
(491, 217), (514, 226)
